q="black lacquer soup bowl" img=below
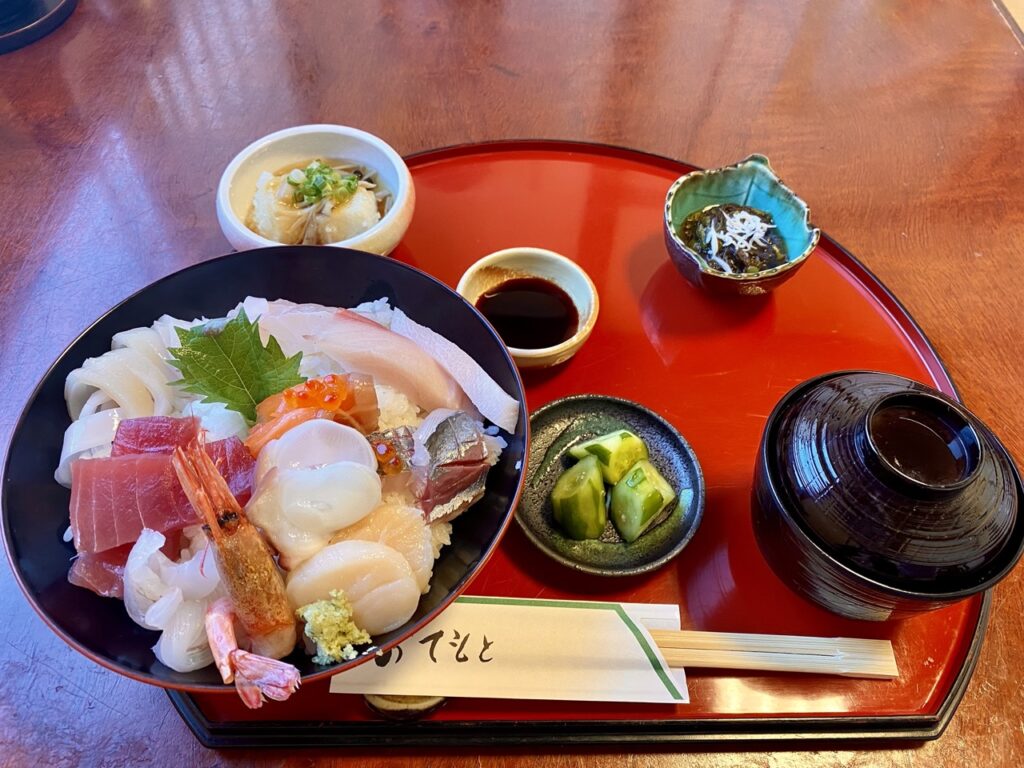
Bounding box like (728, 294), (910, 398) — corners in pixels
(753, 371), (1024, 621)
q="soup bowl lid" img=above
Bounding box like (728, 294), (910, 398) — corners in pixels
(766, 371), (1023, 594)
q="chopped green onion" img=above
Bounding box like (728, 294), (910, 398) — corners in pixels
(287, 160), (362, 208)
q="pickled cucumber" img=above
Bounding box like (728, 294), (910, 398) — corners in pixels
(551, 454), (607, 540)
(568, 430), (649, 484)
(610, 459), (677, 542)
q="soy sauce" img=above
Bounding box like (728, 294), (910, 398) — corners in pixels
(869, 405), (966, 486)
(476, 277), (579, 349)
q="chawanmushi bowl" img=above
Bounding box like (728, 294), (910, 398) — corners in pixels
(753, 371), (1024, 621)
(663, 154), (820, 296)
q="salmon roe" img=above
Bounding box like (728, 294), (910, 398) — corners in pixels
(282, 374), (355, 413)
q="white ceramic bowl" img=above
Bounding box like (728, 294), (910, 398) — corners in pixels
(216, 124), (415, 255)
(457, 247), (599, 369)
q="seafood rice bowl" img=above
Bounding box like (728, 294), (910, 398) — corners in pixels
(2, 247), (528, 703)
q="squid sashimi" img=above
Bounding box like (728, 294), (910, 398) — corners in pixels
(329, 504), (434, 593)
(246, 462), (381, 569)
(122, 527), (222, 673)
(254, 300), (474, 415)
(111, 416), (200, 456)
(55, 408), (123, 487)
(285, 540), (420, 635)
(65, 347), (177, 420)
(70, 437), (254, 553)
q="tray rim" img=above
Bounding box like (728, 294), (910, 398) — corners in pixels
(167, 588), (987, 746)
(168, 139), (987, 747)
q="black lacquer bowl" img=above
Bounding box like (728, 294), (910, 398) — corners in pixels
(1, 246), (528, 692)
(753, 371), (1024, 621)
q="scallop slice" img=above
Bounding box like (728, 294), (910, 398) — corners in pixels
(247, 462), (382, 569)
(256, 420), (376, 486)
(285, 540), (420, 635)
(331, 504), (434, 593)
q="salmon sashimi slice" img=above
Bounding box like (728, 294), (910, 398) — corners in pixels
(255, 374), (379, 433)
(110, 416), (201, 456)
(244, 408), (326, 457)
(69, 437), (254, 554)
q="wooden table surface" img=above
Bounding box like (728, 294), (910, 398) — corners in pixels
(2, 1), (1023, 766)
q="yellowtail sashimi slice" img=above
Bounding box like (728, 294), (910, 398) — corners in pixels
(390, 308), (519, 433)
(255, 300), (474, 415)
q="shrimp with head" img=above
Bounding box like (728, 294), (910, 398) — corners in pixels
(172, 440), (300, 708)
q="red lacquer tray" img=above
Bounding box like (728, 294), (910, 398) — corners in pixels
(169, 141), (987, 746)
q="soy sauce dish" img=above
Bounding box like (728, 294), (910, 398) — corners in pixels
(753, 371), (1024, 621)
(457, 247), (599, 369)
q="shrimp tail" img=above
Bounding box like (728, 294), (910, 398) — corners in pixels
(205, 597), (238, 684)
(204, 597), (300, 708)
(230, 650), (302, 708)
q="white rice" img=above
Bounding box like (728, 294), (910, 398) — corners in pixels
(351, 298), (394, 328)
(376, 385), (422, 431)
(482, 433), (506, 467)
(429, 521), (453, 560)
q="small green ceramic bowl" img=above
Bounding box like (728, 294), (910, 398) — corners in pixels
(663, 154), (820, 296)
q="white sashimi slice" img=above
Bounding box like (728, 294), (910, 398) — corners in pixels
(285, 540), (420, 635)
(66, 352), (152, 419)
(65, 347), (175, 419)
(112, 327), (176, 375)
(124, 529), (169, 630)
(151, 314), (205, 351)
(255, 420), (376, 487)
(390, 308), (520, 433)
(54, 408), (121, 487)
(246, 462), (382, 569)
(153, 599), (215, 673)
(330, 504), (434, 593)
(255, 301), (473, 414)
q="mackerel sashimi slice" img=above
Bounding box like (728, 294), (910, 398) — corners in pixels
(69, 437), (254, 553)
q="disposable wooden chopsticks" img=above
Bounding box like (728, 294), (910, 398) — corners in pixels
(650, 629), (899, 679)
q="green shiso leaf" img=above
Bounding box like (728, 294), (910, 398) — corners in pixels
(168, 308), (305, 424)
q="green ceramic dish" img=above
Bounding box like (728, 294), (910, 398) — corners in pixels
(663, 154), (820, 296)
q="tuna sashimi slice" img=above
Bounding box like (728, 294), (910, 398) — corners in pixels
(209, 436), (256, 504)
(69, 530), (187, 599)
(110, 416), (200, 456)
(390, 308), (520, 433)
(69, 437), (254, 553)
(69, 544), (131, 599)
